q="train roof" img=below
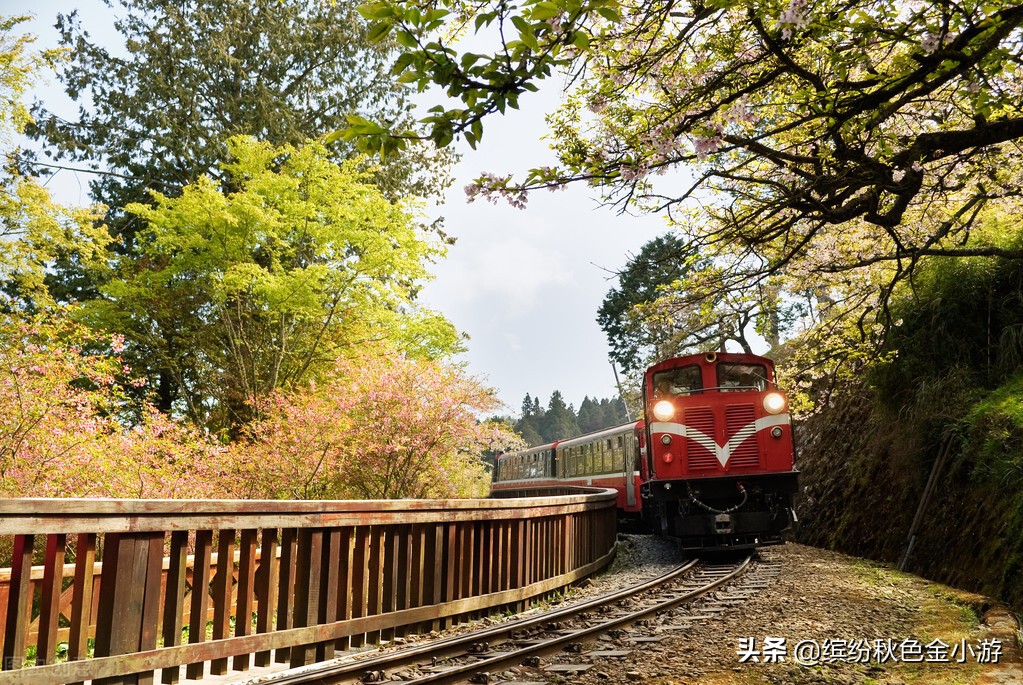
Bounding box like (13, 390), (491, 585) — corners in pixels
(548, 421), (641, 450)
(496, 442), (556, 461)
(645, 351), (776, 376)
(498, 420), (644, 460)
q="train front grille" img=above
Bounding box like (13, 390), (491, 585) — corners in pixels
(726, 404), (760, 467)
(684, 406), (717, 470)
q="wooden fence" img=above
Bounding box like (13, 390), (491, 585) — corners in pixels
(0, 489), (617, 684)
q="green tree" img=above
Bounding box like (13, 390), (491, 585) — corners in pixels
(0, 15), (111, 312)
(86, 136), (460, 433)
(25, 0), (453, 285)
(576, 396), (599, 434)
(597, 232), (764, 371)
(515, 393), (545, 445)
(540, 390), (580, 443)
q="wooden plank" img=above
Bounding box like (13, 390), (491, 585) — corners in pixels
(458, 523), (473, 606)
(2, 534), (34, 670)
(380, 528), (396, 641)
(92, 533), (130, 658)
(333, 528), (352, 653)
(68, 533), (96, 670)
(93, 533), (149, 685)
(138, 533), (166, 685)
(273, 528), (297, 664)
(232, 529), (258, 672)
(0, 494), (620, 536)
(253, 528), (278, 668)
(504, 520), (514, 592)
(470, 522), (483, 600)
(0, 490), (615, 519)
(36, 533), (66, 666)
(210, 530), (236, 675)
(564, 515), (573, 577)
(440, 523), (456, 630)
(289, 528), (323, 668)
(316, 528), (340, 661)
(392, 525), (410, 639)
(408, 524), (425, 628)
(421, 523), (441, 633)
(365, 527), (383, 644)
(494, 521), (506, 592)
(160, 532), (188, 685)
(481, 524), (492, 596)
(348, 527), (368, 648)
(185, 530), (213, 680)
(512, 520), (525, 612)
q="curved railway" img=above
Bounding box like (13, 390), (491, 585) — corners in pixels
(265, 552), (777, 685)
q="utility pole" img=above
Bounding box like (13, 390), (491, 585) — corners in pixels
(610, 360), (633, 420)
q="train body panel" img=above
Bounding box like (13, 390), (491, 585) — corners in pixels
(492, 422), (644, 514)
(492, 351), (798, 550)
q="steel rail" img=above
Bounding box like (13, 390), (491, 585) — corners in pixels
(273, 555), (752, 685)
(263, 559), (698, 684)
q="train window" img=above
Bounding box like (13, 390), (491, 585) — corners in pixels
(717, 363), (769, 391)
(653, 365), (703, 396)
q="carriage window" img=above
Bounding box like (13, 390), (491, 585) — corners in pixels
(653, 365), (703, 397)
(717, 363), (768, 391)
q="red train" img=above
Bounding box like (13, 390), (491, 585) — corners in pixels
(492, 352), (798, 549)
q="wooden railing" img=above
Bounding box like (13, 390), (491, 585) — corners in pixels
(0, 489), (617, 684)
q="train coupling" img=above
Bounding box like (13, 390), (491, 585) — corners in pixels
(714, 513), (735, 534)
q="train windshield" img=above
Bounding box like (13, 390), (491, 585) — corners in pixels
(716, 363), (769, 391)
(653, 365), (703, 396)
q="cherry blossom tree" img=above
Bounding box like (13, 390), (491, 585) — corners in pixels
(350, 0), (1023, 379)
(0, 310), (230, 498)
(233, 346), (523, 500)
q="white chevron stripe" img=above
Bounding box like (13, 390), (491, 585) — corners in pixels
(649, 414), (790, 467)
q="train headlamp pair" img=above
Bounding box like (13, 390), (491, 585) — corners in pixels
(655, 395), (785, 419)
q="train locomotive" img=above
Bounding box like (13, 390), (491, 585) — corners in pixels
(492, 351), (798, 550)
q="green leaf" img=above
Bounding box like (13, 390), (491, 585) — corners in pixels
(358, 3), (394, 21)
(395, 31), (419, 49)
(367, 21), (392, 42)
(531, 2), (562, 21)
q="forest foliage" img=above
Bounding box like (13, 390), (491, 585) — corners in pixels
(514, 391), (629, 446)
(7, 0), (1023, 506)
(351, 0), (1023, 394)
(0, 12), (517, 500)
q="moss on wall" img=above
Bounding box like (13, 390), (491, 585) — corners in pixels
(795, 379), (1023, 609)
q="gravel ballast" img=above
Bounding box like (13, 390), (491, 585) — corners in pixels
(554, 539), (1022, 685)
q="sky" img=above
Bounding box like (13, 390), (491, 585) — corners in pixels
(10, 0), (671, 417)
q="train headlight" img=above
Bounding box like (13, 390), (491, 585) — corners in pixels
(652, 400), (675, 421)
(763, 392), (786, 414)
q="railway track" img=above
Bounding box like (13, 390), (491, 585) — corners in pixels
(263, 552), (775, 685)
